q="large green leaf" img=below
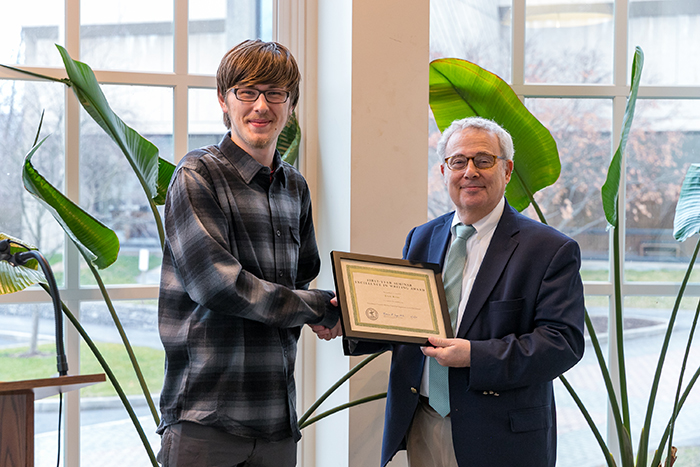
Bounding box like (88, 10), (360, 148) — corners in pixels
(153, 157), (177, 206)
(674, 164), (700, 242)
(23, 136), (119, 270)
(56, 45), (162, 201)
(0, 234), (46, 295)
(601, 47), (644, 228)
(429, 58), (560, 212)
(278, 112), (301, 166)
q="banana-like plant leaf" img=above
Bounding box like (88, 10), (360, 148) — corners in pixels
(0, 233), (45, 294)
(601, 47), (644, 228)
(674, 164), (700, 242)
(278, 112), (301, 166)
(23, 136), (119, 270)
(56, 45), (161, 201)
(153, 157), (177, 206)
(429, 58), (560, 212)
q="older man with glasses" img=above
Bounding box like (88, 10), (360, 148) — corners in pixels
(344, 116), (586, 467)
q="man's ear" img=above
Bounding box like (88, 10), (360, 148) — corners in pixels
(218, 91), (228, 113)
(504, 159), (514, 182)
(440, 163), (448, 185)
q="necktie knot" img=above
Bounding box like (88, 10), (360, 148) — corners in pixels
(453, 223), (475, 242)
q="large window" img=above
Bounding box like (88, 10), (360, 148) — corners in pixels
(0, 1), (272, 465)
(430, 1), (700, 466)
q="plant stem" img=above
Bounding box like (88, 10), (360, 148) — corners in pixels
(147, 197), (165, 249)
(559, 374), (617, 467)
(40, 283), (158, 467)
(638, 237), (700, 467)
(583, 310), (631, 465)
(611, 227), (630, 433)
(299, 393), (387, 430)
(298, 350), (387, 427)
(87, 261), (160, 425)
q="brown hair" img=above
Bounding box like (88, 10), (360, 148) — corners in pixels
(217, 39), (300, 129)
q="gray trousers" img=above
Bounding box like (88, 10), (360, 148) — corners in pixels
(157, 422), (296, 467)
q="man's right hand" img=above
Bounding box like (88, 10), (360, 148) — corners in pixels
(309, 320), (342, 341)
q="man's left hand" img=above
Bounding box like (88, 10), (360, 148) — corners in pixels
(421, 337), (471, 367)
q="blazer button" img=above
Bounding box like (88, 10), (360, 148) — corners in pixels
(410, 387), (418, 394)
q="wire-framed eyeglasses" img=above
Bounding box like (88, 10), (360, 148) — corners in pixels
(228, 87), (290, 104)
(444, 154), (506, 171)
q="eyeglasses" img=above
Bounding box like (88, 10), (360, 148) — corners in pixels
(444, 154), (506, 171)
(228, 87), (290, 104)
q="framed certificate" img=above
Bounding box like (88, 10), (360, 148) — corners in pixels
(330, 250), (452, 345)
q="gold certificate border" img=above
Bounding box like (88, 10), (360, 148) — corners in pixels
(344, 264), (441, 335)
(331, 250), (452, 346)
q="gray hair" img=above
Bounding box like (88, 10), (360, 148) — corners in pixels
(436, 116), (514, 162)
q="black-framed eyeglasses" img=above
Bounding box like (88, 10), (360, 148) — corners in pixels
(228, 87), (290, 104)
(444, 154), (506, 171)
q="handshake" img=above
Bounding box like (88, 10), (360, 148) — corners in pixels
(308, 295), (342, 341)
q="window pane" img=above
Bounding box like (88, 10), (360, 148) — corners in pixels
(525, 0), (613, 84)
(0, 80), (66, 286)
(79, 85), (172, 286)
(622, 295), (700, 453)
(74, 300), (162, 465)
(526, 98), (612, 277)
(625, 99), (700, 283)
(629, 0), (700, 86)
(430, 0), (512, 82)
(189, 0), (274, 75)
(81, 0), (174, 73)
(0, 3), (65, 67)
(189, 87), (224, 151)
(556, 295), (609, 467)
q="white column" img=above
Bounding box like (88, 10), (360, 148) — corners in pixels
(309, 0), (429, 465)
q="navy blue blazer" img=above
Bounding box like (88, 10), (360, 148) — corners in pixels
(356, 200), (585, 467)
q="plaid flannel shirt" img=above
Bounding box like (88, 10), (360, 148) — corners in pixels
(157, 133), (337, 442)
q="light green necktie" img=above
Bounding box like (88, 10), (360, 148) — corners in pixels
(429, 223), (475, 417)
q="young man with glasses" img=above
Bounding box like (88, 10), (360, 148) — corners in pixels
(157, 39), (340, 467)
(345, 116), (585, 467)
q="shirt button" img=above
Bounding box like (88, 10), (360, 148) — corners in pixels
(276, 230), (281, 237)
(279, 271), (283, 277)
(410, 387), (418, 394)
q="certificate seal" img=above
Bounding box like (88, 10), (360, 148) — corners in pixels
(365, 308), (379, 320)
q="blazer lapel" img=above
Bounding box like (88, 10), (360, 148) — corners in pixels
(429, 212), (454, 266)
(456, 202), (520, 338)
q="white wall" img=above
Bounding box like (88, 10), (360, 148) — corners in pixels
(306, 0), (430, 466)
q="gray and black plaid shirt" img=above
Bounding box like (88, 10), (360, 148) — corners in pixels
(157, 133), (337, 442)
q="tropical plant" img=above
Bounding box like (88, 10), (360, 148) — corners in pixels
(558, 47), (700, 467)
(0, 44), (301, 466)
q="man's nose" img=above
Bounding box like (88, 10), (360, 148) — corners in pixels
(462, 159), (479, 177)
(252, 94), (271, 111)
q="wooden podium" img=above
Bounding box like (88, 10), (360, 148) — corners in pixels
(0, 374), (105, 467)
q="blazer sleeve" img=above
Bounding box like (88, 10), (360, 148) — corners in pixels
(469, 238), (586, 391)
